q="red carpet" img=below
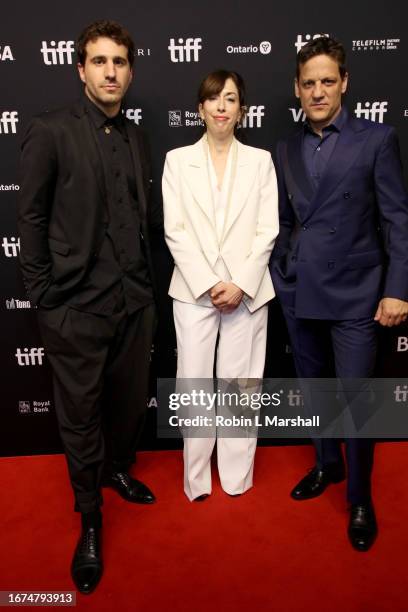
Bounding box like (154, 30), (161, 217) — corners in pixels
(0, 444), (407, 611)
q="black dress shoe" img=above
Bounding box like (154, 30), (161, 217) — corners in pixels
(71, 525), (103, 594)
(105, 472), (156, 504)
(348, 503), (377, 551)
(290, 464), (345, 500)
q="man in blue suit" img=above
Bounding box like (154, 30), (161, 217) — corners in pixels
(271, 36), (408, 551)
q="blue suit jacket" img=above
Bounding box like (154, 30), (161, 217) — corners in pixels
(271, 111), (408, 319)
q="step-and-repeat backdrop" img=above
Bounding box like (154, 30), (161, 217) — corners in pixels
(1, 0), (407, 455)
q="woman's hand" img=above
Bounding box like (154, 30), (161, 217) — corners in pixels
(210, 282), (243, 313)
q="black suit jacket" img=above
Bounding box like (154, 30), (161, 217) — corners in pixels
(18, 100), (162, 308)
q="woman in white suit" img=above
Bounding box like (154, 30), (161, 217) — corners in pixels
(162, 70), (279, 501)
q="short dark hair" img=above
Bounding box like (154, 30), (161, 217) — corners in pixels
(198, 69), (247, 119)
(76, 20), (135, 66)
(296, 36), (347, 79)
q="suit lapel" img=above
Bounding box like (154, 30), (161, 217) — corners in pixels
(125, 124), (147, 216)
(304, 116), (369, 221)
(182, 138), (215, 225)
(71, 103), (107, 204)
(221, 141), (253, 241)
(287, 130), (315, 204)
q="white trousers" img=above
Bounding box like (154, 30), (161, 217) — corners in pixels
(173, 299), (268, 501)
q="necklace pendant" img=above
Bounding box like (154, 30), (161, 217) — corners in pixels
(104, 126), (111, 134)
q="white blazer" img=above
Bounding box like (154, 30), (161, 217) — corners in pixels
(162, 137), (279, 313)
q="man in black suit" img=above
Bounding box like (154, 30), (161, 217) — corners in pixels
(18, 20), (161, 593)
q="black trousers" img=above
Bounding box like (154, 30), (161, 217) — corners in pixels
(37, 302), (155, 513)
(283, 306), (377, 504)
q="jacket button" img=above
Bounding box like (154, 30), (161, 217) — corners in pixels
(302, 225), (307, 230)
(343, 192), (351, 199)
(291, 255), (297, 262)
(329, 227), (336, 233)
(328, 261), (335, 269)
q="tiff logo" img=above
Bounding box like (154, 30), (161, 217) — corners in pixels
(394, 385), (408, 402)
(295, 33), (329, 53)
(15, 347), (45, 366)
(2, 237), (20, 257)
(289, 107), (306, 123)
(397, 337), (408, 352)
(354, 101), (388, 123)
(287, 389), (304, 407)
(0, 45), (14, 61)
(0, 111), (18, 134)
(41, 40), (75, 65)
(124, 108), (142, 124)
(242, 105), (265, 128)
(168, 38), (202, 62)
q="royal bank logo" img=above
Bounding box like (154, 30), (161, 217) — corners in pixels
(15, 347), (45, 366)
(352, 38), (400, 52)
(226, 41), (271, 55)
(168, 110), (203, 127)
(168, 37), (202, 62)
(40, 40), (75, 65)
(354, 101), (388, 123)
(19, 401), (31, 414)
(242, 105), (265, 128)
(295, 33), (329, 53)
(0, 45), (14, 61)
(32, 400), (51, 413)
(6, 298), (31, 310)
(0, 111), (19, 134)
(0, 183), (19, 191)
(169, 110), (182, 127)
(2, 237), (20, 257)
(124, 108), (142, 124)
(289, 107), (306, 123)
(18, 400), (51, 413)
(397, 337), (408, 352)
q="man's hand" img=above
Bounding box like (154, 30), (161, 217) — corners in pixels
(210, 282), (244, 313)
(374, 297), (408, 327)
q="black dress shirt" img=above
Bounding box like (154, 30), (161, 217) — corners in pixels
(67, 95), (153, 315)
(303, 107), (347, 191)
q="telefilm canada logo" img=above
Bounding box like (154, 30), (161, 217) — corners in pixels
(0, 45), (14, 61)
(1, 237), (20, 257)
(6, 298), (31, 310)
(295, 33), (329, 53)
(41, 40), (75, 65)
(0, 111), (18, 134)
(168, 37), (202, 62)
(354, 101), (388, 123)
(226, 41), (271, 55)
(352, 38), (400, 52)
